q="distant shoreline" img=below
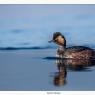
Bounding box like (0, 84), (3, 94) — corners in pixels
(0, 44), (95, 50)
(0, 46), (56, 50)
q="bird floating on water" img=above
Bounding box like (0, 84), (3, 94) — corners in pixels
(49, 32), (95, 59)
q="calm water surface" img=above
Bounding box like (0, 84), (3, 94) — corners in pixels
(0, 49), (95, 91)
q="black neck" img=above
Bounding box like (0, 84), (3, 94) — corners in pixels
(64, 37), (66, 48)
(61, 35), (66, 48)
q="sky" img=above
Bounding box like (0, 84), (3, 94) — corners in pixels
(0, 5), (95, 48)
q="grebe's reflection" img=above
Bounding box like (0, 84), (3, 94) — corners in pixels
(53, 58), (67, 86)
(53, 57), (95, 86)
(64, 59), (95, 71)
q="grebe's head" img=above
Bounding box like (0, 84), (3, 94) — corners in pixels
(49, 32), (66, 46)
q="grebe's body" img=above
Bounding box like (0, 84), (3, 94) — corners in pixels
(49, 32), (95, 59)
(57, 46), (94, 59)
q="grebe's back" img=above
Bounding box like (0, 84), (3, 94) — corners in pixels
(64, 46), (94, 59)
(66, 46), (92, 52)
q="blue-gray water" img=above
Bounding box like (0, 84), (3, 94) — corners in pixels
(0, 5), (95, 49)
(0, 49), (95, 91)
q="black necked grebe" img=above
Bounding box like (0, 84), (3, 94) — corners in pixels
(49, 32), (95, 59)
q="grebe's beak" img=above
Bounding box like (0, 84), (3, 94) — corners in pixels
(48, 40), (54, 43)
